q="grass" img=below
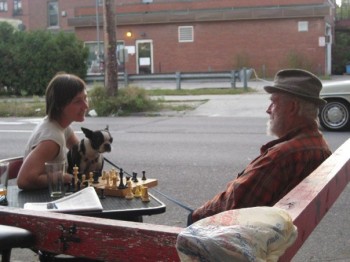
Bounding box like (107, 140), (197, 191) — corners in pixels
(0, 87), (255, 117)
(0, 97), (45, 117)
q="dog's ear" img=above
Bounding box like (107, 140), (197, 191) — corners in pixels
(81, 127), (94, 139)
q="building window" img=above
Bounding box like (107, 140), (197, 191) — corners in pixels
(298, 21), (308, 32)
(0, 0), (8, 12)
(178, 26), (194, 42)
(13, 0), (22, 15)
(48, 1), (59, 27)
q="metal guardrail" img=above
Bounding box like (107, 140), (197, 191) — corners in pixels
(85, 68), (253, 90)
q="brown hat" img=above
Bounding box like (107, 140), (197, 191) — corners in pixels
(264, 69), (326, 106)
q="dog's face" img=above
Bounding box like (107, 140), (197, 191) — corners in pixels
(81, 126), (113, 153)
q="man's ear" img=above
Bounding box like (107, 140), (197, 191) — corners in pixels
(288, 100), (300, 116)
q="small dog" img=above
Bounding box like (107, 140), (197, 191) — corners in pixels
(67, 126), (113, 176)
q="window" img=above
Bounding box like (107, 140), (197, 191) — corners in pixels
(178, 26), (194, 42)
(298, 21), (308, 32)
(48, 1), (59, 27)
(13, 0), (22, 15)
(0, 0), (7, 12)
(85, 41), (126, 74)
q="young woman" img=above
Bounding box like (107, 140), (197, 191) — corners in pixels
(17, 73), (89, 190)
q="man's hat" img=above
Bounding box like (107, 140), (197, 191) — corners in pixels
(264, 69), (326, 106)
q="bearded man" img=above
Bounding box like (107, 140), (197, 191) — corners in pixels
(188, 69), (331, 225)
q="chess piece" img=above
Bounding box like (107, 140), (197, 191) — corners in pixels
(142, 171), (146, 181)
(141, 186), (150, 202)
(132, 172), (139, 183)
(99, 189), (106, 199)
(125, 180), (134, 200)
(73, 165), (79, 191)
(93, 171), (99, 184)
(134, 185), (141, 198)
(112, 175), (117, 188)
(118, 169), (126, 189)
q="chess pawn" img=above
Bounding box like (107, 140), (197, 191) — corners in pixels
(102, 170), (107, 180)
(73, 165), (79, 190)
(89, 172), (94, 184)
(134, 185), (142, 198)
(112, 176), (117, 188)
(142, 171), (146, 181)
(106, 173), (110, 187)
(141, 186), (150, 202)
(125, 181), (134, 200)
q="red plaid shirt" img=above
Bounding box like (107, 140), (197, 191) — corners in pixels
(191, 124), (331, 223)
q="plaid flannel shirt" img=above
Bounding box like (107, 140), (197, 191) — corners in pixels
(191, 124), (331, 224)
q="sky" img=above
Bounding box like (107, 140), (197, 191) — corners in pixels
(336, 0), (342, 6)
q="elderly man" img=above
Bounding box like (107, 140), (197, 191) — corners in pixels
(188, 69), (332, 225)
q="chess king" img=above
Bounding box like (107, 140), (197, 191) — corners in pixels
(67, 126), (113, 176)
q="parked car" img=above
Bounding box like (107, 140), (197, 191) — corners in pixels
(319, 81), (350, 131)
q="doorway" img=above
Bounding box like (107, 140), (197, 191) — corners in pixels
(136, 40), (153, 74)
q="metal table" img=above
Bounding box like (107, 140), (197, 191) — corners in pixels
(7, 185), (166, 222)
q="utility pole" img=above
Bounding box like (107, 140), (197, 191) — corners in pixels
(103, 0), (118, 96)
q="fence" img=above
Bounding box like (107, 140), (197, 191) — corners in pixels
(85, 68), (253, 90)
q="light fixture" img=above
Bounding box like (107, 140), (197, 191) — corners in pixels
(126, 31), (132, 38)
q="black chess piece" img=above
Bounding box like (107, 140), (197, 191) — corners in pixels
(132, 172), (139, 182)
(142, 171), (146, 181)
(100, 189), (106, 199)
(93, 171), (100, 184)
(118, 168), (126, 189)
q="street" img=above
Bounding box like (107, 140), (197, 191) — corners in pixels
(1, 91), (350, 261)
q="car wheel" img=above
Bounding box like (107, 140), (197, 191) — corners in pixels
(319, 99), (350, 131)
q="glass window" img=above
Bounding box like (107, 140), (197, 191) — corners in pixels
(0, 0), (8, 12)
(48, 1), (59, 27)
(13, 0), (22, 15)
(85, 41), (125, 74)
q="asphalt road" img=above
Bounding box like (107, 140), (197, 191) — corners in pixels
(2, 82), (350, 261)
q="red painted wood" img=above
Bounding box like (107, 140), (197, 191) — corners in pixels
(0, 207), (182, 261)
(276, 139), (350, 261)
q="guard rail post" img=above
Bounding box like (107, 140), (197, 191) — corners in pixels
(124, 70), (129, 87)
(176, 72), (181, 90)
(230, 70), (237, 88)
(243, 67), (248, 90)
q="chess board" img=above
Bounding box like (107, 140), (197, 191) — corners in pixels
(72, 166), (157, 198)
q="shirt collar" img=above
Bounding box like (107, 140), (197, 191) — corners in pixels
(260, 123), (319, 153)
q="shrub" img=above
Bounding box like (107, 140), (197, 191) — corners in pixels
(0, 22), (88, 96)
(88, 85), (160, 116)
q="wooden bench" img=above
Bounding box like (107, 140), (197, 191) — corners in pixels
(1, 138), (350, 261)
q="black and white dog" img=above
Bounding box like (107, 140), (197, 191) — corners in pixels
(67, 126), (113, 176)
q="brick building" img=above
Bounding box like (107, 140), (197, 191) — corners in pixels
(0, 0), (336, 77)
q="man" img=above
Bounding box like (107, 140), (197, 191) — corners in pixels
(188, 69), (332, 225)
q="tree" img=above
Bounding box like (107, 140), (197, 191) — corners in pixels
(103, 0), (118, 96)
(0, 22), (88, 96)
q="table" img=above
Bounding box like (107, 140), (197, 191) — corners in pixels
(6, 185), (166, 222)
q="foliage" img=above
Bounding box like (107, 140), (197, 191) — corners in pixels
(88, 85), (160, 116)
(233, 52), (251, 69)
(285, 51), (312, 71)
(332, 31), (350, 75)
(0, 22), (89, 96)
